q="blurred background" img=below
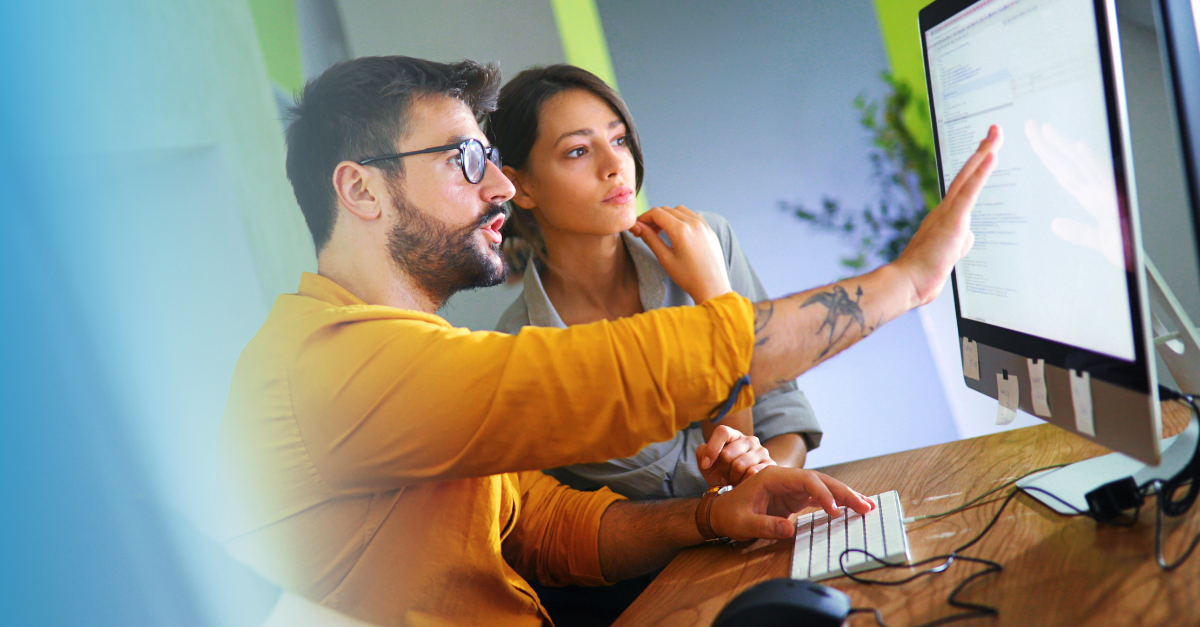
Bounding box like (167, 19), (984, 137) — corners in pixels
(1, 0), (1195, 624)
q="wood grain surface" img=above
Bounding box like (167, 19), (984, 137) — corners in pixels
(614, 402), (1199, 627)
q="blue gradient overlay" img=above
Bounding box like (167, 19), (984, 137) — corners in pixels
(0, 2), (314, 624)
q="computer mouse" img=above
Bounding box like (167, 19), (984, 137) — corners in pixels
(711, 578), (850, 627)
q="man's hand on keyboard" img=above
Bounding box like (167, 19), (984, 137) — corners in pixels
(696, 424), (776, 487)
(708, 466), (874, 542)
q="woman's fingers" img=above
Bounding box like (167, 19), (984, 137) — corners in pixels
(742, 461), (774, 482)
(636, 206), (685, 232)
(699, 425), (739, 470)
(631, 217), (674, 262)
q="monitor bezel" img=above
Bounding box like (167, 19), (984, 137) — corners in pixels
(919, 0), (1153, 394)
(1157, 0), (1200, 261)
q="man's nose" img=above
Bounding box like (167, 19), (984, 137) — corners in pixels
(479, 160), (515, 204)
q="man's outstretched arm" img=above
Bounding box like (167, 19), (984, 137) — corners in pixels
(749, 126), (1001, 393)
(634, 125), (1003, 397)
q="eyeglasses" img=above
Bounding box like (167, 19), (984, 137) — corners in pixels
(357, 138), (502, 184)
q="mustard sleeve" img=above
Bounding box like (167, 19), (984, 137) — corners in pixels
(290, 291), (756, 491)
(501, 471), (625, 587)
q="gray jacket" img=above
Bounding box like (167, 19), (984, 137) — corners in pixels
(495, 211), (822, 500)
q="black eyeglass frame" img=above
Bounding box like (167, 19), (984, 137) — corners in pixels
(357, 138), (501, 184)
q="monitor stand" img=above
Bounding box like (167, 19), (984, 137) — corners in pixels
(1017, 258), (1200, 514)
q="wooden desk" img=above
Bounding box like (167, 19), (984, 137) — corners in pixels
(615, 403), (1199, 627)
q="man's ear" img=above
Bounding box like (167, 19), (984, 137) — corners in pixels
(503, 165), (537, 211)
(332, 161), (385, 220)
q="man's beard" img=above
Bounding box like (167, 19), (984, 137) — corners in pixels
(386, 193), (508, 308)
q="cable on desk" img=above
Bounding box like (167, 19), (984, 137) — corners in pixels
(842, 488), (1024, 626)
(1147, 391), (1200, 570)
(902, 462), (1069, 524)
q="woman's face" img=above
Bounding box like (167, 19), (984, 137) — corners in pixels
(506, 89), (638, 238)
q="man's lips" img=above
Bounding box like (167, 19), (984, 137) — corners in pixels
(480, 213), (506, 244)
(603, 186), (634, 205)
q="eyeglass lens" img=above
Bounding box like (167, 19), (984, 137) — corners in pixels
(461, 140), (502, 184)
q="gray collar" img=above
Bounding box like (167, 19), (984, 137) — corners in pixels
(522, 231), (670, 329)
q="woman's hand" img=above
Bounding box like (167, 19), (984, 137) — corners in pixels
(709, 466), (874, 542)
(696, 424), (776, 487)
(630, 205), (732, 303)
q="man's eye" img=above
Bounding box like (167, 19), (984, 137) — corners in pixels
(567, 147), (586, 158)
(449, 154), (463, 168)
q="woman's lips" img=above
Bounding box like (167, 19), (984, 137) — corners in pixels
(603, 186), (635, 205)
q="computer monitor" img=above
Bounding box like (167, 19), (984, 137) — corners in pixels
(921, 0), (1159, 460)
(919, 0), (1200, 511)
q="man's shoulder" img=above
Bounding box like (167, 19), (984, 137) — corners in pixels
(237, 294), (453, 373)
(494, 287), (530, 334)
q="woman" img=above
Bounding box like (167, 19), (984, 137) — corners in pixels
(489, 64), (822, 501)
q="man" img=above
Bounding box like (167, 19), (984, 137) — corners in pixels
(219, 56), (1001, 626)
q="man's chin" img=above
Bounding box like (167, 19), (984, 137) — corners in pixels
(461, 244), (508, 290)
(480, 253), (508, 287)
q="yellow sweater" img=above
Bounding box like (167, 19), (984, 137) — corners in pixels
(218, 272), (755, 626)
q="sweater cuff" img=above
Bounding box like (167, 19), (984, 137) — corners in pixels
(700, 292), (757, 415)
(571, 488), (628, 586)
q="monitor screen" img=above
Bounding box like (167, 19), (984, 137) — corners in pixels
(925, 0), (1137, 362)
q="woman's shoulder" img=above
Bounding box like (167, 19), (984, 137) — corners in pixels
(493, 288), (531, 333)
(696, 210), (736, 257)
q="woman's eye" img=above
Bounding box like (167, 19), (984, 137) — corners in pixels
(567, 147), (587, 158)
(613, 135), (627, 147)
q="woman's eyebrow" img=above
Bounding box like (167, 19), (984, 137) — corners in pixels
(553, 120), (625, 146)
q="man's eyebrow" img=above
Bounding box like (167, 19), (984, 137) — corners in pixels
(553, 119), (626, 146)
(412, 134), (482, 156)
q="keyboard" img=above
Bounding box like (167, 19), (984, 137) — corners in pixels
(791, 490), (912, 581)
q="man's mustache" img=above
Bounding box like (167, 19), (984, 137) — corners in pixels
(471, 204), (509, 229)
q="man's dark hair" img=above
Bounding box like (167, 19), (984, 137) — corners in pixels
(285, 56), (501, 252)
(486, 64), (644, 277)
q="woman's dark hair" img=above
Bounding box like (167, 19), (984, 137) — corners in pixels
(286, 56), (500, 252)
(486, 64), (644, 276)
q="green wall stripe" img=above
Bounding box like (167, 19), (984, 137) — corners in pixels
(550, 0), (620, 90)
(247, 0), (304, 96)
(874, 0), (936, 150)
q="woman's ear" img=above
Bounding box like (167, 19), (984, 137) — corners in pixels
(503, 165), (538, 210)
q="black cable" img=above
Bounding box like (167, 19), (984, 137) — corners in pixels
(1144, 392), (1200, 570)
(904, 463), (1069, 523)
(1019, 485), (1142, 526)
(840, 489), (1023, 626)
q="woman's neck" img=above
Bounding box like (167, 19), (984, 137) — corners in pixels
(540, 227), (644, 324)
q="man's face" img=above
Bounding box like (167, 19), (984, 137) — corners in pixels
(384, 95), (515, 304)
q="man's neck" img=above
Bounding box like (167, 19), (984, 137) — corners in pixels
(540, 228), (641, 320)
(317, 244), (440, 314)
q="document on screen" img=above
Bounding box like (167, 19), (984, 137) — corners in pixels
(926, 0), (1136, 361)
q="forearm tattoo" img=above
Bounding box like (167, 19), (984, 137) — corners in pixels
(801, 285), (866, 358)
(753, 301), (775, 347)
